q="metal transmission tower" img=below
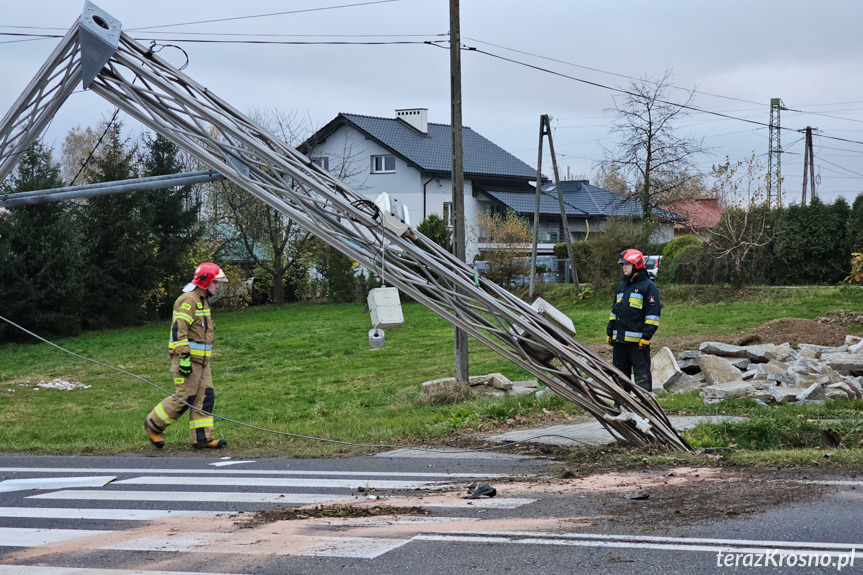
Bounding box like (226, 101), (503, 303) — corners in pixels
(0, 2), (690, 450)
(767, 98), (786, 207)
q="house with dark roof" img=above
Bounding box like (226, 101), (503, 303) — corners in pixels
(483, 180), (677, 253)
(299, 108), (540, 260)
(300, 109), (675, 259)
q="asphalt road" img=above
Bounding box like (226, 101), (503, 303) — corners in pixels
(0, 453), (861, 574)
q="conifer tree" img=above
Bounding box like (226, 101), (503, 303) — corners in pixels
(0, 142), (85, 340)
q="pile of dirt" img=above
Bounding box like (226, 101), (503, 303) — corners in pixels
(743, 318), (848, 347)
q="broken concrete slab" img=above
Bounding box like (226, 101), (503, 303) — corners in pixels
(700, 381), (756, 401)
(422, 377), (459, 391)
(664, 372), (704, 394)
(507, 385), (536, 398)
(799, 347), (820, 360)
(699, 341), (778, 363)
(698, 354), (744, 385)
(844, 376), (863, 399)
(821, 353), (863, 376)
(730, 358), (752, 370)
(793, 373), (830, 388)
(678, 358), (702, 375)
(826, 382), (855, 399)
(651, 347), (680, 394)
(512, 379), (539, 389)
(825, 389), (850, 401)
(797, 382), (826, 402)
(766, 372), (796, 387)
(679, 350), (702, 360)
(846, 334), (863, 347)
(769, 386), (800, 403)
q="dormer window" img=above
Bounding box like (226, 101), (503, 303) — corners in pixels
(371, 155), (396, 174)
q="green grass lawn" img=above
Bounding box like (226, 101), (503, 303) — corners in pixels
(2, 284), (863, 458)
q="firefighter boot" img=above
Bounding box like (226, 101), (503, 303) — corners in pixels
(193, 438), (227, 449)
(144, 420), (165, 449)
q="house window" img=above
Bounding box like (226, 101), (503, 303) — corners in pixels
(311, 156), (329, 171)
(371, 155), (396, 173)
(443, 202), (453, 228)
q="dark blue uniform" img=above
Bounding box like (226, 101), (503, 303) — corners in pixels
(606, 268), (661, 392)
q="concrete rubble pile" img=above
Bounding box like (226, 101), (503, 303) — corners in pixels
(651, 336), (863, 405)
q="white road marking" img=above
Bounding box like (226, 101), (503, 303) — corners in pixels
(104, 533), (408, 558)
(420, 498), (536, 509)
(413, 531), (863, 557)
(113, 475), (449, 489)
(27, 490), (533, 508)
(0, 567), (248, 575)
(0, 467), (503, 479)
(208, 460), (255, 466)
(28, 490), (359, 505)
(0, 507), (230, 520)
(0, 527), (111, 547)
(0, 476), (116, 493)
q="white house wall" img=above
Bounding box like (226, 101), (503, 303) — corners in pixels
(307, 123), (485, 261)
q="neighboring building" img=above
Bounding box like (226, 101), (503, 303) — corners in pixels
(482, 180), (677, 253)
(299, 108), (541, 261)
(665, 197), (723, 236)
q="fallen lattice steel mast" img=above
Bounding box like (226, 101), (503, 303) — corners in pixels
(0, 2), (692, 450)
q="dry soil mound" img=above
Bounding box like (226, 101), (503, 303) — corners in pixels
(744, 318), (847, 347)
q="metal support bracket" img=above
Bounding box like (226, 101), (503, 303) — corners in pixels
(79, 1), (121, 89)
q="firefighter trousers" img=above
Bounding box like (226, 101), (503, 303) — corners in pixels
(612, 342), (653, 393)
(145, 356), (215, 444)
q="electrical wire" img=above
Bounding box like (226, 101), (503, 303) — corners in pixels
(127, 0), (402, 32)
(460, 44), (863, 149)
(0, 313), (593, 451)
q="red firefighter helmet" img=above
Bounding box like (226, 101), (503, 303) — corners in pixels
(618, 249), (645, 269)
(183, 263), (227, 292)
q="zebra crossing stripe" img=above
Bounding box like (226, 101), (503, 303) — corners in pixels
(0, 467), (503, 479)
(103, 533), (409, 558)
(28, 490), (536, 508)
(0, 527), (111, 547)
(0, 507), (230, 520)
(28, 490), (359, 504)
(113, 475), (450, 489)
(0, 567), (247, 575)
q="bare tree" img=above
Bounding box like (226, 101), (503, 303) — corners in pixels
(603, 70), (710, 220)
(700, 155), (775, 287)
(203, 109), (368, 304)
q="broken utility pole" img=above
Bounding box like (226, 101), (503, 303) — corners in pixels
(529, 115), (579, 296)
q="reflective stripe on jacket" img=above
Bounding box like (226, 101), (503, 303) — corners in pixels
(606, 269), (661, 344)
(168, 287), (214, 363)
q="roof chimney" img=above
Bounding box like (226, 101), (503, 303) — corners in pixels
(396, 108), (428, 134)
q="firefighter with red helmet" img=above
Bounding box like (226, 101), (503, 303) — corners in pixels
(606, 249), (661, 393)
(145, 263), (228, 449)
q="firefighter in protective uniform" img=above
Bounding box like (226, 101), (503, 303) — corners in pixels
(145, 263), (228, 449)
(606, 249), (661, 393)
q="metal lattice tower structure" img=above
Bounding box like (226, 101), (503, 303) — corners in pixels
(0, 2), (692, 450)
(767, 98), (785, 208)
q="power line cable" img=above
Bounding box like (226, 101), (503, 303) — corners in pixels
(127, 0), (402, 32)
(459, 44), (863, 148)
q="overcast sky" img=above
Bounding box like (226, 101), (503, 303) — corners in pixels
(2, 0), (862, 204)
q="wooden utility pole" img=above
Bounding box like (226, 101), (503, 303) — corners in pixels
(450, 0), (468, 384)
(801, 126), (815, 204)
(534, 115), (579, 293)
(528, 118), (544, 298)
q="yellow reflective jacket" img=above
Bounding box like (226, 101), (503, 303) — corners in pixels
(168, 287), (214, 364)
